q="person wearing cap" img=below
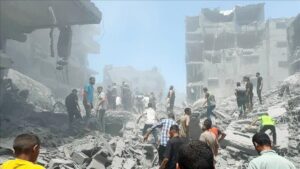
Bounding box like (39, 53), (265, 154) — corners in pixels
(250, 113), (276, 145)
(65, 89), (82, 127)
(1, 133), (45, 169)
(248, 132), (296, 169)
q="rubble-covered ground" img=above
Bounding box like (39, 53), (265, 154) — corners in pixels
(0, 70), (300, 169)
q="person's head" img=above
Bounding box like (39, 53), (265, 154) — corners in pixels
(168, 113), (175, 120)
(71, 89), (77, 95)
(89, 77), (95, 85)
(177, 140), (214, 169)
(237, 82), (241, 87)
(13, 133), (41, 163)
(148, 103), (153, 108)
(203, 87), (208, 93)
(169, 125), (180, 138)
(184, 108), (191, 115)
(252, 132), (272, 154)
(202, 119), (212, 131)
(256, 72), (260, 77)
(169, 85), (174, 90)
(97, 86), (103, 93)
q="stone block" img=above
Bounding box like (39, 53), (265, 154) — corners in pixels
(71, 152), (90, 165)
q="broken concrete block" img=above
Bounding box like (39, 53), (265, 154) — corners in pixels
(114, 140), (126, 157)
(92, 150), (112, 167)
(111, 156), (124, 169)
(123, 158), (136, 169)
(47, 159), (74, 169)
(86, 159), (105, 169)
(71, 152), (90, 165)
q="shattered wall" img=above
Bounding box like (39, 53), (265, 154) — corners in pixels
(4, 25), (100, 98)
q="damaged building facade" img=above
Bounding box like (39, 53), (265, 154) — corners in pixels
(185, 3), (293, 102)
(0, 0), (102, 103)
(288, 14), (300, 75)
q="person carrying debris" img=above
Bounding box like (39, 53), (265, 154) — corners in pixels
(1, 133), (45, 169)
(96, 86), (107, 132)
(160, 125), (185, 169)
(247, 132), (296, 169)
(166, 86), (176, 113)
(137, 103), (158, 144)
(144, 113), (177, 165)
(178, 108), (191, 140)
(202, 88), (217, 120)
(65, 89), (82, 127)
(83, 77), (95, 118)
(235, 82), (247, 117)
(256, 72), (263, 105)
(250, 113), (277, 145)
(177, 140), (214, 169)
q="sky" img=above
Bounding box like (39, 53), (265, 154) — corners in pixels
(88, 0), (300, 93)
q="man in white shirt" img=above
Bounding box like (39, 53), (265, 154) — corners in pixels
(96, 86), (107, 132)
(137, 103), (158, 144)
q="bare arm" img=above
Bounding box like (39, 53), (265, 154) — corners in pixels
(250, 118), (259, 126)
(159, 158), (169, 169)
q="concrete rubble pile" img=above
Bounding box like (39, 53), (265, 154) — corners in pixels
(34, 133), (157, 169)
(213, 73), (300, 169)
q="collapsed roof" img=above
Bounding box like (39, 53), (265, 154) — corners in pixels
(0, 0), (102, 42)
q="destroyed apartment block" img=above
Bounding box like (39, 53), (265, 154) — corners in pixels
(185, 3), (294, 102)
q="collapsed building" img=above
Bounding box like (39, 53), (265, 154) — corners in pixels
(288, 14), (300, 75)
(185, 3), (293, 102)
(0, 0), (102, 105)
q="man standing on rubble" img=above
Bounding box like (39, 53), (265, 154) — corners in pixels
(96, 86), (107, 132)
(149, 92), (157, 110)
(245, 76), (254, 111)
(248, 132), (296, 169)
(235, 82), (247, 117)
(179, 108), (191, 140)
(137, 103), (158, 144)
(256, 72), (263, 104)
(160, 125), (185, 169)
(202, 88), (217, 120)
(167, 86), (175, 113)
(144, 113), (177, 165)
(1, 133), (45, 169)
(83, 77), (95, 118)
(65, 89), (82, 127)
(111, 83), (118, 110)
(250, 113), (277, 145)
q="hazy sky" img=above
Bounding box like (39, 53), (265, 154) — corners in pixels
(89, 1), (300, 93)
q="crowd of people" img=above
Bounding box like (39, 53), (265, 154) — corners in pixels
(1, 73), (297, 169)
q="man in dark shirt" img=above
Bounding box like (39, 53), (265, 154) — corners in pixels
(65, 89), (81, 127)
(235, 82), (247, 117)
(245, 76), (253, 111)
(160, 125), (185, 169)
(256, 72), (263, 105)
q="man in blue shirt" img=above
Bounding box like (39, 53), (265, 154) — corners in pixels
(247, 132), (296, 169)
(83, 77), (95, 118)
